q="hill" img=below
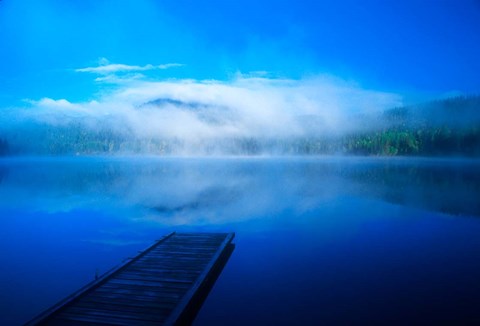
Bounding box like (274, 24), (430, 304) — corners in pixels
(0, 95), (479, 157)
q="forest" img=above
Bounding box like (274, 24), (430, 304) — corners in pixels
(0, 95), (479, 157)
(343, 95), (480, 156)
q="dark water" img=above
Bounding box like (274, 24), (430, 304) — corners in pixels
(0, 156), (480, 325)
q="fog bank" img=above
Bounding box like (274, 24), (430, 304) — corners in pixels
(0, 75), (402, 155)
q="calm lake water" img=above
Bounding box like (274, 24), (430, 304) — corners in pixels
(1, 156), (480, 325)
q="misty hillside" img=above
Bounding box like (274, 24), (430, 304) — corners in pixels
(0, 95), (479, 157)
(344, 95), (480, 156)
(384, 95), (480, 128)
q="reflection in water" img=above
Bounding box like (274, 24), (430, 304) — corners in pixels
(346, 159), (480, 217)
(0, 157), (478, 221)
(1, 156), (480, 325)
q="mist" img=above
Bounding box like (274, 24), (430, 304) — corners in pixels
(0, 157), (478, 226)
(0, 74), (402, 156)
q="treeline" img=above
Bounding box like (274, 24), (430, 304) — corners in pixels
(384, 95), (480, 129)
(1, 124), (172, 155)
(0, 95), (479, 157)
(1, 127), (479, 157)
(343, 126), (480, 156)
(350, 95), (480, 156)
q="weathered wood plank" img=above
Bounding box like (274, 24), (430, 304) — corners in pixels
(59, 306), (165, 322)
(42, 317), (114, 326)
(77, 296), (176, 310)
(114, 274), (197, 283)
(86, 292), (182, 304)
(163, 233), (235, 326)
(118, 268), (201, 276)
(125, 265), (205, 273)
(73, 300), (171, 312)
(97, 283), (189, 295)
(99, 281), (190, 292)
(92, 286), (185, 297)
(104, 277), (192, 287)
(54, 313), (151, 326)
(27, 232), (235, 326)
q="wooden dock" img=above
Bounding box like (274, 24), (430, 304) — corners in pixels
(27, 232), (235, 326)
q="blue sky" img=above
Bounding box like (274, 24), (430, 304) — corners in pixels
(0, 0), (479, 108)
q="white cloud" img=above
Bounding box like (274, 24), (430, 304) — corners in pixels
(4, 74), (402, 155)
(36, 98), (75, 108)
(94, 73), (146, 83)
(75, 59), (184, 74)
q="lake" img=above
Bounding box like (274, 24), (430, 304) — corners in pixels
(1, 156), (480, 325)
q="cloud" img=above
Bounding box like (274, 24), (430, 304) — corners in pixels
(94, 73), (146, 83)
(75, 58), (184, 75)
(3, 73), (402, 155)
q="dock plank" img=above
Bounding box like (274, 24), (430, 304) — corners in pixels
(27, 232), (235, 326)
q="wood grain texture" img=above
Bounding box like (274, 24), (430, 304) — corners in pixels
(27, 232), (235, 326)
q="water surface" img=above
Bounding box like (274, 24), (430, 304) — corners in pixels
(0, 156), (479, 325)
